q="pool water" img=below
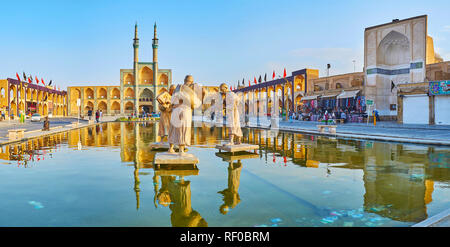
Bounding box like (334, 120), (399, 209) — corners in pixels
(0, 122), (449, 227)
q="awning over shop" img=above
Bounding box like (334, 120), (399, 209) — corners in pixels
(337, 90), (360, 99)
(321, 94), (338, 99)
(301, 95), (319, 101)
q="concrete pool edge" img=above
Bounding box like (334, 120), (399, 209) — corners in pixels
(0, 121), (102, 147)
(412, 208), (450, 227)
(243, 124), (450, 146)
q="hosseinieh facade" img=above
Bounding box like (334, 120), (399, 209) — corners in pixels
(67, 23), (172, 117)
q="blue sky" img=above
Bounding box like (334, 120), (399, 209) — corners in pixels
(0, 0), (449, 88)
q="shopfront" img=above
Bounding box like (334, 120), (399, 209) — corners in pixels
(430, 80), (450, 125)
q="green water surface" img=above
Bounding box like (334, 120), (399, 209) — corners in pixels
(0, 122), (449, 227)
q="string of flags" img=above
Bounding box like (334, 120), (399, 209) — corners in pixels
(14, 72), (60, 91)
(239, 68), (288, 88)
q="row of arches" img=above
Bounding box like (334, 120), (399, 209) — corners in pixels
(79, 101), (135, 115)
(2, 85), (66, 105)
(8, 102), (65, 116)
(72, 87), (121, 100)
(71, 87), (164, 101)
(70, 86), (170, 116)
(123, 68), (169, 86)
(238, 75), (306, 115)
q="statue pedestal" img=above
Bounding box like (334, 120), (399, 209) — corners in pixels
(149, 142), (184, 151)
(154, 152), (199, 169)
(215, 151), (259, 162)
(215, 143), (259, 154)
(149, 142), (170, 150)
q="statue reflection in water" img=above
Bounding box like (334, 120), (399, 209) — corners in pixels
(218, 160), (242, 214)
(153, 169), (207, 227)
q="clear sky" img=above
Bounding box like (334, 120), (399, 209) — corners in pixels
(0, 0), (449, 88)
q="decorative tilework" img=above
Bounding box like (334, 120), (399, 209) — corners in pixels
(366, 62), (423, 75)
(410, 62), (423, 69)
(429, 80), (450, 95)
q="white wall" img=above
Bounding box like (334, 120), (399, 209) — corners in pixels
(435, 95), (450, 125)
(403, 95), (429, 124)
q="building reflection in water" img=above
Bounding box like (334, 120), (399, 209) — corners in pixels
(0, 122), (448, 224)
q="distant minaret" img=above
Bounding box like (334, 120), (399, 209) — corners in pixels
(152, 22), (159, 112)
(133, 22), (140, 114)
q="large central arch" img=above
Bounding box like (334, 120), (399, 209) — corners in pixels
(140, 66), (153, 85)
(139, 88), (153, 102)
(377, 31), (410, 66)
(139, 88), (153, 113)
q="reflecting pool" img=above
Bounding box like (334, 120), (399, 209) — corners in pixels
(0, 122), (449, 227)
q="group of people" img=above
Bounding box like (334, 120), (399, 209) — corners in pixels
(87, 109), (103, 123)
(289, 107), (368, 124)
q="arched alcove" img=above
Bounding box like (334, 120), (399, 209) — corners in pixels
(158, 73), (168, 85)
(111, 88), (120, 99)
(377, 31), (410, 66)
(140, 66), (153, 85)
(124, 73), (135, 85)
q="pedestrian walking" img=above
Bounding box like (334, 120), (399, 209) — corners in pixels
(95, 110), (100, 123)
(373, 109), (380, 121)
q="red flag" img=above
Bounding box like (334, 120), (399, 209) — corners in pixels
(272, 70), (275, 79)
(230, 86), (233, 90)
(28, 77), (32, 83)
(254, 77), (257, 85)
(248, 80), (251, 87)
(283, 68), (286, 78)
(36, 76), (39, 84)
(16, 73), (21, 81)
(41, 78), (44, 85)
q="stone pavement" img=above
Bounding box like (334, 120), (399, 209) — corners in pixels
(0, 118), (82, 141)
(0, 116), (113, 145)
(276, 119), (450, 145)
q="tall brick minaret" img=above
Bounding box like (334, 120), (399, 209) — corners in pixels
(152, 22), (158, 112)
(133, 22), (140, 114)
